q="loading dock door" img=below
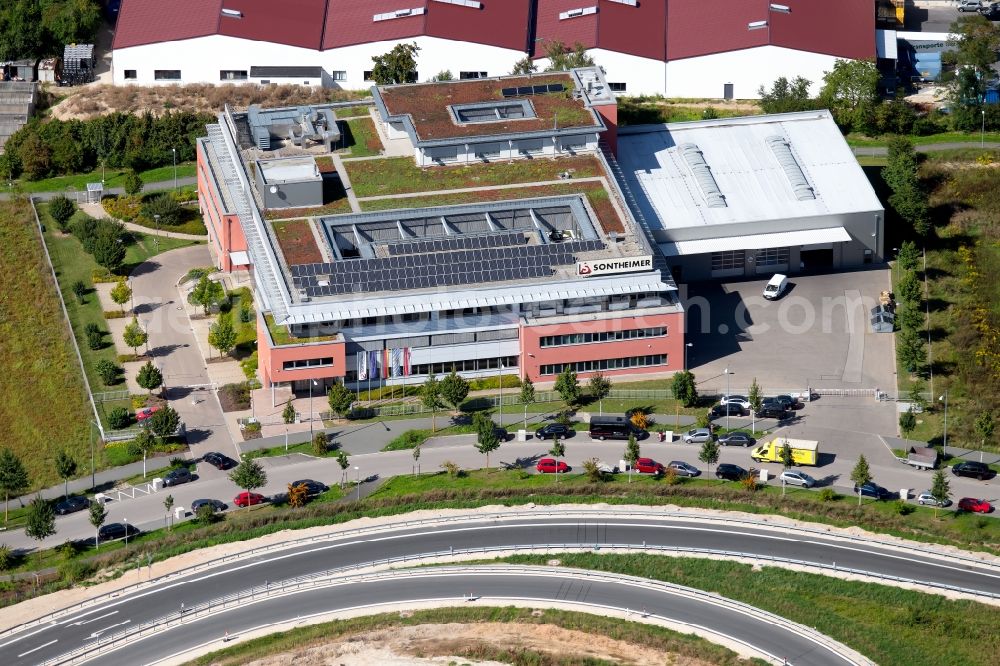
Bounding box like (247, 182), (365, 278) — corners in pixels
(800, 248), (834, 269)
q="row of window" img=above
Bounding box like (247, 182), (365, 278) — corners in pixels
(540, 354), (667, 376)
(539, 326), (667, 348)
(757, 247), (790, 266)
(282, 357), (334, 370)
(411, 355), (519, 376)
(711, 247), (790, 272)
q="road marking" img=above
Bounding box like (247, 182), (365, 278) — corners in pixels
(69, 610), (118, 626)
(0, 625), (52, 649)
(90, 620), (130, 638)
(805, 540), (1000, 580)
(17, 639), (57, 658)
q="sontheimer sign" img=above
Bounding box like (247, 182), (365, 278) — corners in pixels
(577, 255), (653, 277)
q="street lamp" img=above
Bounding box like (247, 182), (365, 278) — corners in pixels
(309, 379), (318, 437)
(152, 213), (160, 253)
(724, 368), (732, 430)
(498, 361), (505, 428)
(939, 392), (948, 460)
(354, 465), (361, 501)
(891, 247), (898, 287)
(88, 419), (99, 490)
(684, 342), (693, 371)
(982, 109), (986, 150)
(172, 147), (178, 191)
(124, 518), (129, 546)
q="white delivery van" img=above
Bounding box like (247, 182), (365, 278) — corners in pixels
(763, 274), (788, 300)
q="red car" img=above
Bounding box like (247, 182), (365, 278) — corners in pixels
(635, 457), (665, 474)
(958, 497), (992, 514)
(136, 405), (162, 422)
(536, 458), (569, 474)
(234, 491), (266, 507)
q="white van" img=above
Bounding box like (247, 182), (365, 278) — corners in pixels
(762, 274), (788, 300)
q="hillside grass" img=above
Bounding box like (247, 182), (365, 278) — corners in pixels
(16, 163), (197, 194)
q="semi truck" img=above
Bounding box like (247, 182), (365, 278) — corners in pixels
(751, 438), (819, 466)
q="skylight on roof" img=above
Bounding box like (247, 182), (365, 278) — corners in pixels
(432, 0), (482, 8)
(678, 143), (727, 209)
(607, 0), (638, 6)
(221, 8), (242, 18)
(766, 135), (816, 201)
(559, 6), (598, 20)
(374, 7), (425, 21)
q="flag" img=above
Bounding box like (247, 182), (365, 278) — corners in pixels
(357, 352), (367, 381)
(383, 348), (390, 379)
(403, 347), (411, 376)
(391, 348), (402, 377)
(369, 350), (378, 380)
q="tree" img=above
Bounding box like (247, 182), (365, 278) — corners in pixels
(312, 432), (327, 456)
(899, 409), (917, 438)
(519, 374), (536, 429)
(421, 373), (443, 432)
(671, 371), (699, 408)
(543, 40), (595, 71)
(748, 377), (763, 435)
(779, 439), (794, 469)
(282, 399), (296, 424)
(163, 494), (174, 530)
(889, 184), (931, 237)
(93, 231), (126, 274)
(588, 372), (612, 415)
(0, 0), (44, 62)
(123, 317), (148, 356)
(190, 276), (225, 315)
(473, 411), (500, 468)
(897, 327), (926, 374)
(133, 429), (156, 478)
(0, 448), (29, 523)
(930, 469), (951, 518)
(851, 454), (872, 505)
(440, 368), (470, 410)
(136, 361), (163, 395)
(337, 451), (350, 488)
(229, 457), (267, 510)
(699, 439), (720, 477)
(110, 279), (131, 314)
(71, 279), (87, 304)
(54, 451), (77, 499)
(974, 411), (995, 463)
(757, 76), (815, 114)
(123, 169), (144, 196)
(25, 494), (55, 558)
(511, 56), (537, 75)
(431, 70), (453, 81)
(49, 195), (76, 232)
(882, 137), (919, 193)
(17, 132), (52, 180)
(371, 42), (420, 85)
(897, 240), (920, 273)
(140, 194), (182, 226)
(208, 313), (237, 358)
(148, 404), (180, 439)
(90, 499), (108, 548)
(549, 438), (566, 483)
(554, 366), (580, 409)
(944, 15), (1000, 124)
(107, 406), (130, 430)
(287, 482), (308, 508)
(327, 382), (354, 418)
(412, 445), (421, 475)
(195, 502), (219, 524)
(818, 59), (880, 133)
(624, 434), (640, 483)
(897, 271), (922, 307)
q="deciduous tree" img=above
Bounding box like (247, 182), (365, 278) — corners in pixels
(282, 399), (296, 424)
(54, 450), (77, 499)
(519, 374), (536, 428)
(624, 434), (640, 483)
(899, 408), (917, 438)
(25, 494), (56, 559)
(818, 59), (880, 133)
(671, 371), (698, 407)
(327, 382), (354, 418)
(49, 195), (76, 232)
(229, 457), (267, 510)
(549, 438), (566, 483)
(975, 411), (995, 462)
(337, 451), (350, 487)
(148, 404), (180, 439)
(92, 228), (126, 273)
(554, 366), (580, 408)
(511, 56), (537, 75)
(473, 411), (500, 468)
(208, 313), (237, 358)
(110, 279), (131, 313)
(421, 374), (442, 432)
(0, 448), (29, 522)
(136, 361), (163, 395)
(757, 76), (815, 114)
(123, 317), (148, 356)
(543, 40), (594, 71)
(588, 372), (612, 415)
(89, 499), (108, 548)
(123, 169), (144, 196)
(440, 368), (470, 410)
(371, 42), (420, 85)
(851, 454), (872, 505)
(699, 439), (719, 477)
(930, 469), (951, 518)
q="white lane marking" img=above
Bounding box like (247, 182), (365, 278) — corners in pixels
(0, 625), (54, 650)
(69, 610), (118, 626)
(805, 540), (1000, 580)
(17, 639), (57, 658)
(90, 620), (130, 638)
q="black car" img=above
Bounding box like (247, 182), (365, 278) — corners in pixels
(191, 498), (227, 512)
(855, 482), (895, 501)
(290, 479), (329, 496)
(756, 404), (789, 420)
(535, 423), (571, 440)
(202, 452), (235, 470)
(55, 495), (91, 515)
(494, 427), (510, 442)
(952, 461), (994, 481)
(162, 468), (194, 487)
(765, 395), (797, 411)
(94, 522), (140, 544)
(718, 431), (754, 447)
(715, 463), (750, 482)
(710, 403), (746, 418)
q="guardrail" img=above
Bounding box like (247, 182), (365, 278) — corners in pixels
(6, 507), (1000, 642)
(40, 561), (875, 666)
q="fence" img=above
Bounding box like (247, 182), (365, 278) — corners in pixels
(93, 390), (130, 403)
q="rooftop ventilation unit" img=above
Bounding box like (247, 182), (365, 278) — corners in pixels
(766, 135), (816, 201)
(374, 7), (425, 21)
(607, 0), (638, 5)
(432, 0), (482, 7)
(677, 143), (727, 208)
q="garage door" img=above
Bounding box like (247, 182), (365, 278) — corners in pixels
(711, 250), (745, 278)
(754, 247), (789, 274)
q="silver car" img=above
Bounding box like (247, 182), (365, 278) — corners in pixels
(779, 470), (816, 488)
(917, 491), (951, 507)
(668, 461), (700, 477)
(682, 428), (714, 444)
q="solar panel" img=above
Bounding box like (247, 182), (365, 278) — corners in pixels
(547, 83), (564, 93)
(532, 85), (548, 95)
(516, 86), (532, 95)
(501, 87), (517, 98)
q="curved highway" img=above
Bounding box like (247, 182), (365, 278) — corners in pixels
(5, 511), (1000, 665)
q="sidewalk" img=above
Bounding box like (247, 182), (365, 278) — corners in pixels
(2, 176), (199, 202)
(77, 201), (207, 241)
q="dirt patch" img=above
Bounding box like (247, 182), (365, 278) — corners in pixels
(237, 622), (700, 666)
(217, 383), (251, 412)
(272, 219), (324, 264)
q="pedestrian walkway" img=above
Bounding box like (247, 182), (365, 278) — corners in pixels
(77, 201), (207, 241)
(329, 153), (361, 213)
(354, 176), (606, 203)
(2, 176), (199, 202)
(852, 141), (1000, 157)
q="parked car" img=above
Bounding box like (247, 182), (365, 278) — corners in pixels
(715, 463), (750, 482)
(756, 404), (790, 420)
(764, 395), (797, 411)
(535, 423), (572, 440)
(959, 497), (992, 513)
(191, 498), (228, 512)
(779, 470), (816, 488)
(136, 405), (162, 422)
(494, 426), (510, 442)
(917, 491), (951, 507)
(635, 457), (665, 474)
(855, 482), (894, 500)
(536, 458), (569, 473)
(162, 468), (193, 487)
(290, 479), (329, 496)
(234, 491), (267, 507)
(762, 273), (789, 300)
(952, 461), (994, 480)
(958, 0), (982, 11)
(202, 451), (235, 470)
(667, 460), (700, 477)
(682, 428), (714, 444)
(55, 495), (91, 515)
(710, 403), (746, 418)
(719, 395), (751, 410)
(92, 522), (140, 545)
(596, 460), (619, 474)
(718, 431), (754, 447)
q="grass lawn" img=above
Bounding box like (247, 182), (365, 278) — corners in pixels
(345, 155), (604, 198)
(339, 117), (382, 157)
(847, 131), (1000, 148)
(263, 313), (338, 345)
(264, 197), (354, 220)
(16, 163), (197, 194)
(0, 200), (94, 487)
(123, 204), (207, 236)
(499, 553), (999, 666)
(335, 105), (372, 118)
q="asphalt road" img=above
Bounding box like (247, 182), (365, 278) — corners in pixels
(4, 512), (1000, 665)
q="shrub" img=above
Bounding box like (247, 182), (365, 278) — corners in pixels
(629, 409), (650, 430)
(663, 467), (680, 486)
(582, 458), (603, 483)
(312, 433), (328, 456)
(59, 559), (95, 583)
(71, 280), (87, 303)
(818, 488), (838, 502)
(895, 500), (916, 516)
(85, 322), (104, 350)
(440, 460), (460, 477)
(195, 503), (220, 524)
(123, 169), (144, 196)
(125, 439), (143, 457)
(107, 406), (130, 429)
(57, 540), (81, 558)
(95, 359), (121, 385)
(48, 196), (76, 231)
(102, 195), (141, 222)
(243, 420), (262, 433)
(0, 544), (13, 571)
(131, 394), (149, 410)
(140, 194), (183, 226)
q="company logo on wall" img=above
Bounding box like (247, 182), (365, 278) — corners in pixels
(577, 255), (653, 277)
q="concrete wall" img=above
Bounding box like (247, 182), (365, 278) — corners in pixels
(415, 133), (599, 167)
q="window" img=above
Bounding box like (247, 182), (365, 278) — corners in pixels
(460, 71), (487, 79)
(474, 142), (504, 160)
(154, 70), (181, 80)
(411, 356), (518, 376)
(608, 82), (627, 92)
(452, 100), (533, 123)
(363, 70), (374, 81)
(332, 70), (347, 81)
(282, 357), (334, 370)
(220, 70), (248, 81)
(123, 69), (137, 80)
(756, 247), (789, 267)
(260, 80), (271, 85)
(711, 250), (745, 271)
(540, 354), (667, 376)
(539, 327), (667, 348)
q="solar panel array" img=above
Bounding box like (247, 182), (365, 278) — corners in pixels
(387, 231), (527, 257)
(291, 238), (604, 297)
(500, 83), (565, 98)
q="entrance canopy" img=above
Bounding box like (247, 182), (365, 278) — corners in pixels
(658, 227), (852, 257)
